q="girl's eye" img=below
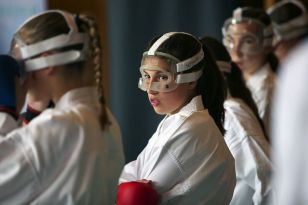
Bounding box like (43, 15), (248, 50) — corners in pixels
(242, 36), (256, 44)
(143, 74), (150, 79)
(225, 35), (234, 43)
(158, 75), (169, 81)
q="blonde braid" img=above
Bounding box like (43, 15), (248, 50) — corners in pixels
(78, 14), (109, 129)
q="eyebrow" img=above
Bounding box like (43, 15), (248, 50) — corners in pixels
(143, 70), (163, 74)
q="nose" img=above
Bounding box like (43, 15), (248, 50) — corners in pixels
(146, 79), (158, 94)
(147, 89), (157, 95)
(230, 43), (243, 61)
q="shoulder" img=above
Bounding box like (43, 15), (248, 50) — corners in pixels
(0, 112), (18, 135)
(280, 39), (308, 89)
(167, 109), (223, 154)
(181, 106), (212, 126)
(224, 98), (264, 136)
(224, 98), (255, 120)
(178, 109), (218, 137)
(16, 106), (94, 145)
(32, 108), (81, 130)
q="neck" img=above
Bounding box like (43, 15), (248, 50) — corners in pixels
(243, 61), (267, 80)
(51, 79), (86, 103)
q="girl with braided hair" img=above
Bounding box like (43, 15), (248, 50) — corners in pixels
(0, 10), (124, 204)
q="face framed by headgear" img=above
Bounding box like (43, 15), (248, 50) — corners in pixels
(222, 7), (273, 55)
(267, 0), (308, 46)
(138, 32), (204, 93)
(10, 10), (89, 82)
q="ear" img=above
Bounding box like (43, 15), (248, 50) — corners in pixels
(43, 66), (55, 76)
(40, 52), (56, 76)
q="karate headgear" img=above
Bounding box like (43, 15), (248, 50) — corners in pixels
(11, 10), (89, 78)
(267, 0), (308, 45)
(138, 32), (204, 92)
(222, 7), (273, 55)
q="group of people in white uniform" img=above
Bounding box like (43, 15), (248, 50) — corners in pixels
(0, 0), (307, 204)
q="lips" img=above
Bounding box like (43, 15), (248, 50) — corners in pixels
(150, 99), (160, 107)
(235, 62), (243, 70)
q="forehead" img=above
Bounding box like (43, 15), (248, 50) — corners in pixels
(142, 56), (171, 71)
(228, 21), (262, 36)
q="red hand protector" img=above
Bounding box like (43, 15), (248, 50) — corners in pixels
(117, 181), (159, 205)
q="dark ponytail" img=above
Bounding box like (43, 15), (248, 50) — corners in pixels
(227, 63), (269, 141)
(200, 36), (269, 140)
(198, 44), (226, 134)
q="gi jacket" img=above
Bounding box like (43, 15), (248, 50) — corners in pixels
(0, 87), (125, 205)
(246, 63), (276, 136)
(120, 95), (236, 205)
(224, 98), (273, 205)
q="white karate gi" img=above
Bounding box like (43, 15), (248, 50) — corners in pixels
(0, 87), (125, 205)
(272, 39), (308, 205)
(246, 63), (276, 135)
(224, 97), (272, 205)
(120, 95), (236, 205)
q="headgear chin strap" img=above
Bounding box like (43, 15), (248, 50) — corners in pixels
(138, 32), (204, 92)
(12, 10), (89, 73)
(267, 0), (308, 43)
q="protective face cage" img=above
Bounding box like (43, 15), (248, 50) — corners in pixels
(138, 32), (204, 93)
(267, 0), (308, 44)
(11, 10), (89, 81)
(222, 7), (273, 55)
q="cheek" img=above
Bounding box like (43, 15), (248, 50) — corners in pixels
(165, 89), (189, 110)
(274, 46), (286, 62)
(241, 53), (263, 67)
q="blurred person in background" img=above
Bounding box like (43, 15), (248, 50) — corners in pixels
(201, 36), (273, 205)
(222, 7), (278, 139)
(267, 0), (308, 63)
(0, 10), (124, 204)
(271, 37), (308, 205)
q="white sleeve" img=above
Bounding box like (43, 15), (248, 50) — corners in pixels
(119, 151), (182, 193)
(0, 112), (18, 136)
(234, 136), (272, 205)
(119, 144), (148, 183)
(119, 160), (139, 183)
(0, 131), (41, 204)
(146, 150), (183, 194)
(119, 135), (186, 194)
(261, 85), (274, 136)
(272, 40), (308, 205)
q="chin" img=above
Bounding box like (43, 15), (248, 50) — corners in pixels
(153, 108), (167, 115)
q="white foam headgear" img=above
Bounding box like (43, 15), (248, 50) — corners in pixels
(146, 32), (204, 75)
(12, 10), (89, 72)
(267, 0), (308, 41)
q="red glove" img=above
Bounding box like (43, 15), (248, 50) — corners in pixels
(117, 181), (159, 205)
